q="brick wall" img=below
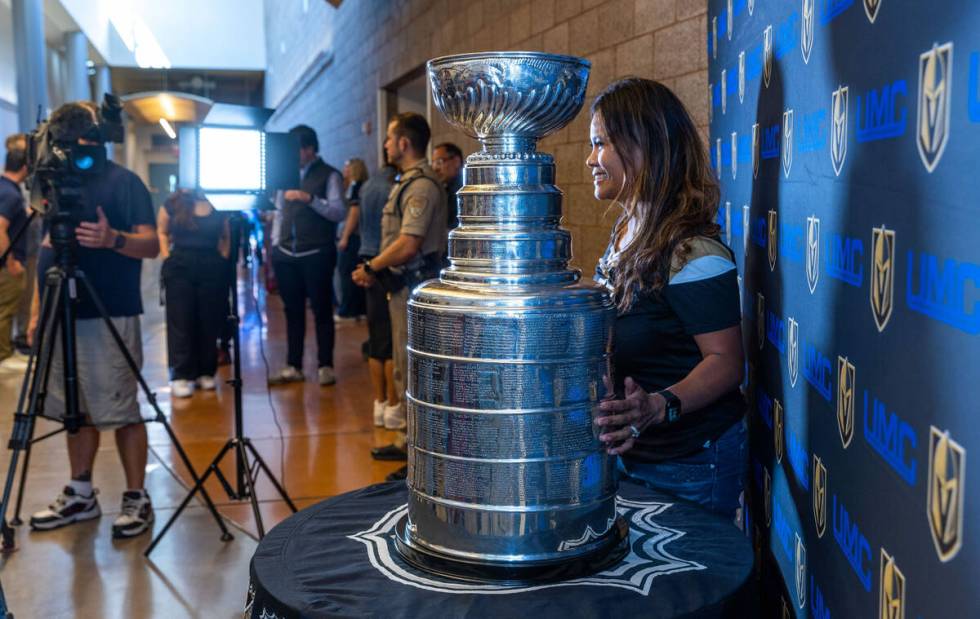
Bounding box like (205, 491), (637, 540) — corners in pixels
(264, 0), (708, 270)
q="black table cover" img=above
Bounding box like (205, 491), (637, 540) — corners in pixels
(246, 481), (753, 618)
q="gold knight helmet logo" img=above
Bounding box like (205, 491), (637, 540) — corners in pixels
(917, 42), (953, 173)
(774, 398), (784, 464)
(768, 210), (778, 271)
(752, 123), (760, 179)
(864, 0), (882, 23)
(928, 426), (966, 562)
(712, 17), (718, 60)
(812, 454), (828, 538)
(764, 25), (773, 88)
(871, 225), (896, 332)
(743, 204), (750, 256)
(801, 0), (814, 64)
(831, 85), (848, 176)
(795, 532), (807, 609)
(879, 549), (905, 619)
(721, 68), (727, 115)
(782, 109), (794, 178)
(716, 138), (722, 180)
(738, 51), (745, 104)
(725, 201), (732, 245)
(748, 0), (755, 17)
(757, 292), (765, 350)
(731, 132), (738, 180)
(788, 317), (799, 388)
(727, 0), (733, 41)
(806, 215), (820, 294)
(836, 356), (856, 448)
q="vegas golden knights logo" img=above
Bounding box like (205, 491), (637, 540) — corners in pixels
(836, 356), (855, 448)
(709, 82), (713, 123)
(928, 426), (966, 562)
(871, 225), (896, 332)
(782, 109), (794, 177)
(917, 42), (953, 173)
(764, 25), (773, 88)
(757, 292), (765, 350)
(764, 466), (772, 526)
(774, 398), (784, 464)
(743, 204), (750, 256)
(806, 216), (820, 294)
(731, 133), (738, 180)
(801, 0), (814, 64)
(712, 17), (718, 60)
(738, 51), (745, 104)
(727, 0), (733, 41)
(721, 69), (727, 115)
(716, 138), (722, 180)
(748, 0), (755, 17)
(812, 455), (827, 538)
(768, 210), (778, 271)
(865, 0), (882, 23)
(752, 123), (760, 179)
(725, 201), (732, 245)
(831, 85), (848, 176)
(788, 317), (799, 388)
(879, 549), (905, 619)
(795, 533), (807, 609)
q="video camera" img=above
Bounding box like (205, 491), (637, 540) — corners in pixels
(25, 93), (125, 217)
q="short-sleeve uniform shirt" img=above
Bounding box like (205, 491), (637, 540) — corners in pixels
(379, 160), (447, 262)
(0, 176), (28, 263)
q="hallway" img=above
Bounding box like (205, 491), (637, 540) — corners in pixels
(0, 259), (399, 618)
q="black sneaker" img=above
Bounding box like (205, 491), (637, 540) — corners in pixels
(29, 486), (101, 531)
(112, 490), (154, 538)
(371, 444), (408, 461)
(386, 466), (408, 482)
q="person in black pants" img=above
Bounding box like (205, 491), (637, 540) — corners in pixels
(335, 157), (367, 320)
(158, 190), (230, 398)
(269, 125), (346, 386)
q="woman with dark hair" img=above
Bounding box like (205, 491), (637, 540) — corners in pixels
(158, 190), (229, 398)
(590, 78), (747, 523)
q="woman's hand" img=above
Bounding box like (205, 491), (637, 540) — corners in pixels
(596, 377), (666, 455)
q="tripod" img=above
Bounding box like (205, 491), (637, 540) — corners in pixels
(0, 212), (234, 556)
(146, 213), (295, 556)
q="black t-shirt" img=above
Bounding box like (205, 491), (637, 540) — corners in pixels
(38, 161), (155, 318)
(165, 203), (225, 253)
(0, 176), (28, 263)
(595, 234), (746, 462)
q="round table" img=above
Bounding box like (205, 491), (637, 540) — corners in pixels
(246, 481), (753, 618)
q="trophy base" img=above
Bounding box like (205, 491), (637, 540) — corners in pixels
(393, 514), (630, 585)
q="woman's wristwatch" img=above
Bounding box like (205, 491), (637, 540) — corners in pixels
(362, 260), (375, 276)
(656, 389), (682, 424)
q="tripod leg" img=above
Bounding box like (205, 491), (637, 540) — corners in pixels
(243, 439), (298, 513)
(235, 441), (266, 538)
(73, 272), (232, 541)
(144, 440), (237, 557)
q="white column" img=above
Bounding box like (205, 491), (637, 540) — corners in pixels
(64, 30), (90, 102)
(11, 0), (49, 131)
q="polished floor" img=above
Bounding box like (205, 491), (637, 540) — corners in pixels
(0, 260), (402, 618)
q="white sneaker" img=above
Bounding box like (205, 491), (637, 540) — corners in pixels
(112, 490), (154, 538)
(196, 375), (217, 390)
(318, 366), (336, 386)
(373, 400), (385, 427)
(29, 486), (101, 531)
(268, 365), (304, 385)
(171, 379), (195, 398)
(383, 401), (406, 430)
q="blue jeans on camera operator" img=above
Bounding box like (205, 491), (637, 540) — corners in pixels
(617, 418), (748, 524)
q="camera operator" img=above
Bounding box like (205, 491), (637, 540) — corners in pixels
(27, 102), (161, 539)
(0, 136), (29, 371)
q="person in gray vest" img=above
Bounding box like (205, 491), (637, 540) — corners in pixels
(269, 125), (346, 386)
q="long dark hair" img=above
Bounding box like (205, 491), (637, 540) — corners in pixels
(591, 78), (721, 312)
(165, 189), (197, 230)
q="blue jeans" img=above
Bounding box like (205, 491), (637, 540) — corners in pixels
(618, 418), (748, 523)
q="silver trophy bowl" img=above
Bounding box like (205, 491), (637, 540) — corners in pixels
(393, 52), (628, 583)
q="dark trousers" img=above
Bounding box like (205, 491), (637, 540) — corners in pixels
(163, 250), (228, 380)
(336, 234), (366, 317)
(272, 246), (336, 369)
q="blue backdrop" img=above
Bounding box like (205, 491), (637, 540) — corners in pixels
(707, 0), (977, 616)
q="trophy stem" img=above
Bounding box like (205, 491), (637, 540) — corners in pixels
(481, 136), (539, 154)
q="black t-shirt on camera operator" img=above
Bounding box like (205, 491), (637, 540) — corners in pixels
(38, 161), (155, 319)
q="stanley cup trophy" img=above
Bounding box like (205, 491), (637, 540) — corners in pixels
(393, 52), (629, 583)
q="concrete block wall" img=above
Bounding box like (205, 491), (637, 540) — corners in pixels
(265, 0), (708, 270)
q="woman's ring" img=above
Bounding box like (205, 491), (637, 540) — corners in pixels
(629, 425), (641, 439)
